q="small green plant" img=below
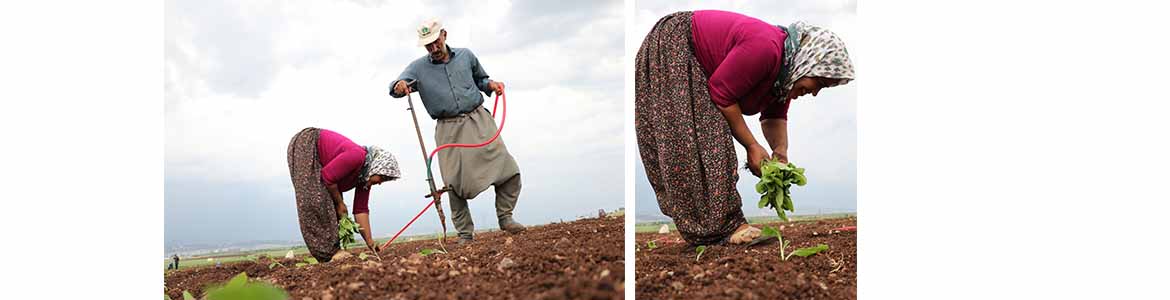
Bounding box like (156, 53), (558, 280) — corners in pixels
(358, 252), (369, 260)
(267, 261), (285, 269)
(755, 160), (807, 222)
(202, 272), (288, 300)
(646, 240), (657, 250)
(695, 245), (707, 262)
(760, 226), (829, 261)
(338, 216), (362, 250)
(182, 291), (195, 300)
(419, 248), (447, 256)
(293, 256), (318, 268)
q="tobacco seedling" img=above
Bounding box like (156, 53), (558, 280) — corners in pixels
(760, 226), (829, 261)
(755, 159), (807, 222)
(358, 252), (369, 261)
(267, 261), (284, 269)
(294, 256), (318, 268)
(182, 291), (195, 300)
(695, 245), (707, 262)
(646, 240), (657, 250)
(202, 272), (289, 300)
(419, 248), (447, 256)
(338, 216), (362, 250)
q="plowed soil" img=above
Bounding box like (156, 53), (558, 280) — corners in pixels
(165, 216), (624, 300)
(635, 217), (856, 300)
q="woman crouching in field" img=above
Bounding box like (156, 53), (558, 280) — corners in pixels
(287, 127), (400, 262)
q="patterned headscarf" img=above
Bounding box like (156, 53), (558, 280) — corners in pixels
(358, 146), (401, 185)
(774, 21), (855, 98)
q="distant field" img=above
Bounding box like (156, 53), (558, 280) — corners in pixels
(634, 212), (855, 233)
(163, 231), (450, 271)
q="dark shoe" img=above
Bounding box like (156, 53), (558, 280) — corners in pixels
(500, 218), (526, 233)
(457, 237), (474, 245)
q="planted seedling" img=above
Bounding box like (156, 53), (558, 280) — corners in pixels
(419, 248), (447, 256)
(202, 272), (289, 300)
(695, 245), (707, 262)
(338, 216), (362, 250)
(358, 252), (369, 260)
(182, 291), (195, 300)
(760, 226), (829, 261)
(646, 240), (657, 250)
(293, 256), (318, 268)
(267, 261), (285, 269)
(755, 159), (807, 222)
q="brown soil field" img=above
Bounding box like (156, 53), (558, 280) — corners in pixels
(166, 216), (624, 300)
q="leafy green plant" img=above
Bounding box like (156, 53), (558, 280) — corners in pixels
(338, 216), (362, 250)
(267, 261), (284, 269)
(358, 252), (369, 260)
(760, 226), (829, 261)
(695, 245), (707, 262)
(646, 240), (657, 250)
(419, 248), (446, 256)
(293, 256), (318, 268)
(182, 291), (195, 300)
(755, 159), (807, 222)
(202, 272), (288, 300)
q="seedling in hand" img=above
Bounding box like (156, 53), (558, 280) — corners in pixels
(760, 226), (829, 261)
(338, 216), (362, 250)
(755, 160), (807, 221)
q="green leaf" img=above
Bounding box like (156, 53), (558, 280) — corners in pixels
(419, 248), (447, 256)
(646, 241), (657, 250)
(760, 226), (780, 238)
(227, 272), (248, 289)
(294, 262), (306, 268)
(695, 245), (707, 262)
(792, 244), (829, 257)
(303, 257), (318, 265)
(182, 291), (195, 300)
(358, 252), (369, 260)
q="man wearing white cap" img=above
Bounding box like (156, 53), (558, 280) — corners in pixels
(389, 18), (524, 244)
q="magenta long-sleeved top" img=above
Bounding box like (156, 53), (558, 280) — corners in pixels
(691, 10), (791, 119)
(316, 129), (370, 215)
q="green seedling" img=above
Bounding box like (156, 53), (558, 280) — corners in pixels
(338, 216), (362, 250)
(695, 245), (707, 262)
(419, 248), (446, 256)
(646, 240), (657, 250)
(761, 226), (829, 261)
(182, 291), (195, 300)
(202, 272), (288, 300)
(358, 252), (369, 260)
(267, 261), (285, 269)
(755, 159), (807, 222)
(293, 256), (318, 268)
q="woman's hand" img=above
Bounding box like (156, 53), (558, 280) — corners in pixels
(746, 143), (769, 177)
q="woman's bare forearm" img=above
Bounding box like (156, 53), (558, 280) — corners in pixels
(354, 213), (376, 249)
(761, 118), (789, 162)
(717, 104), (761, 149)
(326, 184), (347, 218)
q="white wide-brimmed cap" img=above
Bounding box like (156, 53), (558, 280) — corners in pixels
(417, 17), (443, 46)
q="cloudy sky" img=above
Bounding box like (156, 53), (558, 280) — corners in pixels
(165, 0), (623, 249)
(632, 0), (858, 221)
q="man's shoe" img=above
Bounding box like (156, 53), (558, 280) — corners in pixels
(500, 218), (526, 233)
(457, 236), (474, 245)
